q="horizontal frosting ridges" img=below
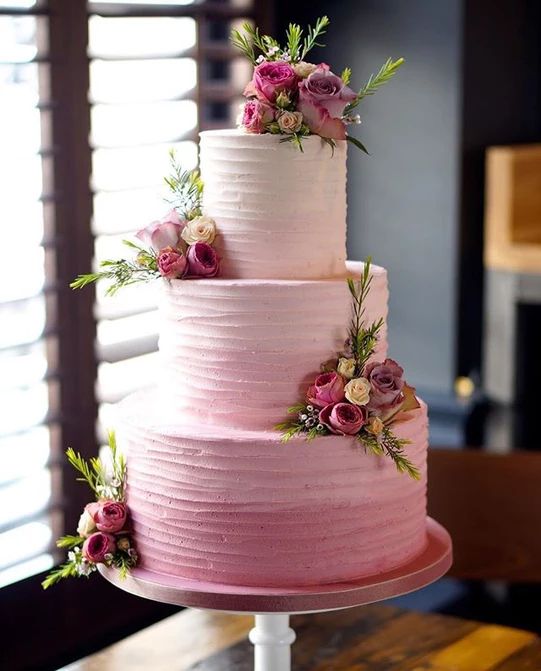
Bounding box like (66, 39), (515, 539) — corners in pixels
(159, 261), (389, 430)
(119, 391), (428, 587)
(199, 129), (347, 279)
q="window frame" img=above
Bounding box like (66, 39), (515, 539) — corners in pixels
(0, 2), (272, 669)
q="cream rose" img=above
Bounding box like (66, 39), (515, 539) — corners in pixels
(294, 61), (317, 78)
(337, 357), (356, 379)
(181, 216), (217, 245)
(77, 509), (96, 538)
(344, 377), (371, 406)
(277, 110), (303, 134)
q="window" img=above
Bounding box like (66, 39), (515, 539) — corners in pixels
(1, 2), (270, 669)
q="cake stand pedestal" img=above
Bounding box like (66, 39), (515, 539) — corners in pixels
(101, 517), (452, 671)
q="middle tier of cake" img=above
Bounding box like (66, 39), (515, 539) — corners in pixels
(159, 261), (389, 431)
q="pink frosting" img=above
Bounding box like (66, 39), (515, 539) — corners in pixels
(158, 262), (389, 430)
(119, 392), (428, 588)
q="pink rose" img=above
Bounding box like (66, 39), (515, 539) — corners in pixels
(307, 371), (345, 408)
(319, 402), (366, 435)
(298, 64), (356, 140)
(82, 532), (116, 564)
(241, 99), (275, 134)
(245, 60), (298, 104)
(86, 500), (128, 534)
(186, 241), (219, 277)
(365, 358), (405, 412)
(157, 246), (188, 279)
(136, 210), (184, 252)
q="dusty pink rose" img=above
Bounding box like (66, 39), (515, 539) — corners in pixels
(307, 371), (345, 408)
(319, 402), (366, 435)
(298, 64), (356, 140)
(186, 241), (219, 277)
(136, 210), (184, 252)
(82, 532), (116, 563)
(86, 500), (128, 534)
(241, 99), (275, 133)
(157, 246), (188, 279)
(244, 60), (298, 103)
(365, 358), (405, 412)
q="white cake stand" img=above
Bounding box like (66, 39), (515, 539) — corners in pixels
(101, 517), (452, 671)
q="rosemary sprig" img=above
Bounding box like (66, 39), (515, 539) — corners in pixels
(56, 535), (85, 549)
(347, 259), (384, 373)
(164, 149), (204, 220)
(66, 447), (100, 496)
(70, 257), (158, 296)
(360, 428), (420, 480)
(344, 57), (404, 114)
(286, 22), (303, 62)
(41, 561), (80, 590)
(300, 15), (330, 61)
(341, 66), (352, 86)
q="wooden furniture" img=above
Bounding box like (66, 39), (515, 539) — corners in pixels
(60, 604), (540, 670)
(427, 449), (541, 582)
(485, 144), (541, 275)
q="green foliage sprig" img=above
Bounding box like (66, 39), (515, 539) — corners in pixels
(360, 428), (420, 480)
(231, 16), (330, 65)
(347, 259), (384, 374)
(164, 149), (203, 220)
(345, 57), (405, 115)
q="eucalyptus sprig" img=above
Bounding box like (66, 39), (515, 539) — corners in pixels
(344, 57), (405, 115)
(164, 149), (203, 220)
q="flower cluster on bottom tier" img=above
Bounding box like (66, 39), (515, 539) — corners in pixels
(119, 390), (428, 588)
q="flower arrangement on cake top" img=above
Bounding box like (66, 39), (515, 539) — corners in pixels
(231, 16), (404, 152)
(276, 261), (421, 479)
(71, 151), (219, 295)
(42, 432), (137, 588)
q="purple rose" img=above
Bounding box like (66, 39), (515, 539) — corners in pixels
(241, 99), (275, 134)
(157, 246), (188, 279)
(319, 402), (366, 435)
(86, 500), (128, 534)
(82, 532), (116, 564)
(307, 371), (345, 408)
(365, 358), (405, 412)
(187, 241), (219, 278)
(244, 60), (298, 104)
(298, 64), (356, 140)
(136, 211), (184, 253)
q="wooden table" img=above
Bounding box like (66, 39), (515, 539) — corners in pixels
(61, 604), (540, 670)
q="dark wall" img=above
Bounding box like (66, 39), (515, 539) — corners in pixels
(275, 0), (541, 399)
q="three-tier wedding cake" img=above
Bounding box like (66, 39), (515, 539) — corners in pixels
(43, 17), (431, 593)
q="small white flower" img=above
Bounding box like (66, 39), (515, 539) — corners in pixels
(277, 110), (303, 134)
(282, 51), (291, 62)
(266, 45), (279, 56)
(181, 216), (217, 245)
(256, 55), (265, 64)
(352, 114), (361, 124)
(77, 560), (94, 577)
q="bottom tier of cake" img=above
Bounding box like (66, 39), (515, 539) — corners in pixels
(118, 391), (429, 588)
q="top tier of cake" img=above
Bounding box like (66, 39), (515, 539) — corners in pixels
(200, 130), (347, 280)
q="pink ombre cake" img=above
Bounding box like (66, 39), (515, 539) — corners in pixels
(118, 130), (429, 588)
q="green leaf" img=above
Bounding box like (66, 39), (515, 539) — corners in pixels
(286, 23), (303, 62)
(346, 135), (370, 155)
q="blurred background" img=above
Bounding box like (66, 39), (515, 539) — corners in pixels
(1, 1), (540, 669)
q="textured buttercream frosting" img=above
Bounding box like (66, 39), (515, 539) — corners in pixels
(199, 129), (347, 279)
(159, 261), (388, 430)
(120, 392), (428, 588)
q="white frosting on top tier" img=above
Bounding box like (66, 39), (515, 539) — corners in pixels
(159, 261), (388, 430)
(199, 129), (347, 279)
